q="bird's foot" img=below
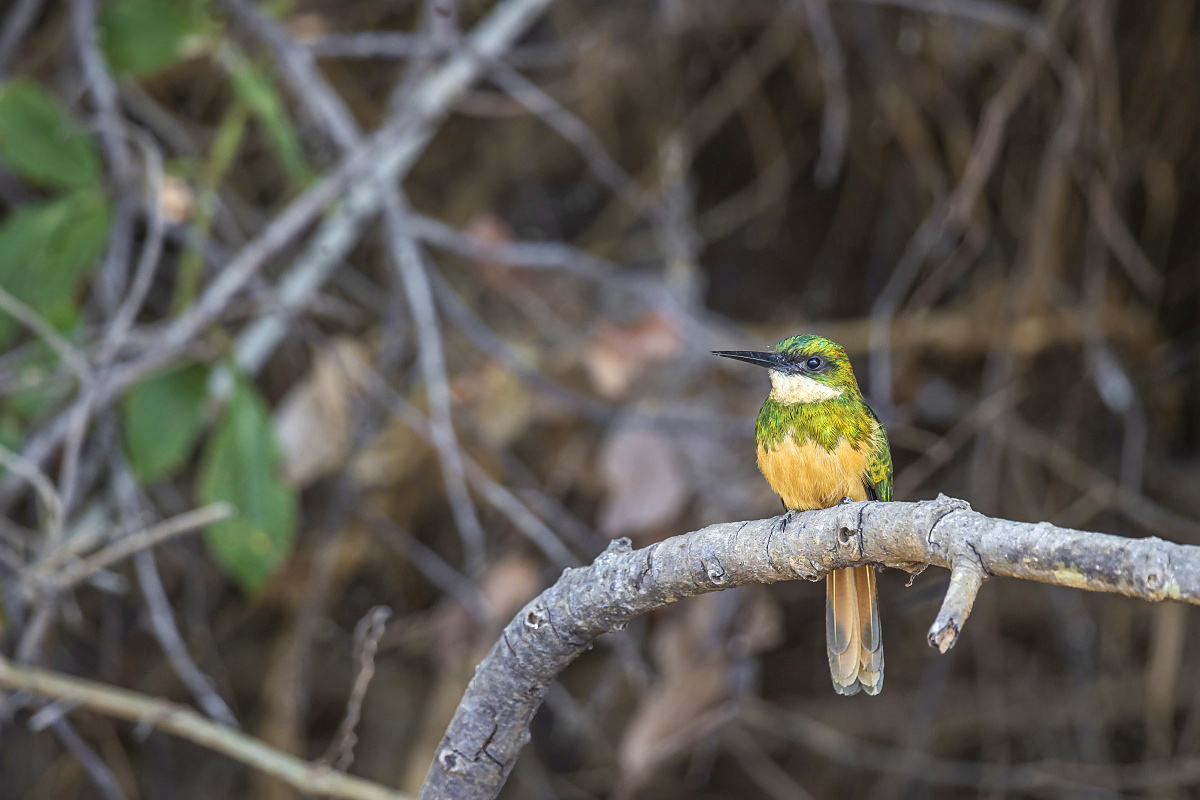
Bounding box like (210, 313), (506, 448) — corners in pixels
(838, 496), (855, 506)
(775, 508), (798, 535)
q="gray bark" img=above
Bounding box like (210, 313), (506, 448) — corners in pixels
(417, 495), (1200, 799)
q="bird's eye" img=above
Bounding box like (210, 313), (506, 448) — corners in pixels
(805, 356), (822, 370)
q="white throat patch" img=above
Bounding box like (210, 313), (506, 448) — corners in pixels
(768, 370), (843, 404)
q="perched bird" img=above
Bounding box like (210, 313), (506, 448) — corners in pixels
(714, 335), (892, 695)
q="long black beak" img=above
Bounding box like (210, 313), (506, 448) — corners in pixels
(711, 350), (788, 370)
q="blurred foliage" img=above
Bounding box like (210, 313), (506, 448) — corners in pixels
(121, 362), (209, 482)
(0, 79), (102, 188)
(97, 0), (191, 76)
(0, 191), (111, 344)
(198, 374), (298, 591)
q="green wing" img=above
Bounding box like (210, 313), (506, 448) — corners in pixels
(862, 403), (893, 502)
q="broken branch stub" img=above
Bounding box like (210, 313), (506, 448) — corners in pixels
(418, 495), (1200, 800)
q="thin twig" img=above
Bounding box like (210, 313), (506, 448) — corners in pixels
(135, 550), (241, 728)
(1003, 418), (1197, 541)
(54, 383), (96, 545)
(0, 285), (90, 381)
(383, 193), (488, 574)
(800, 0), (849, 187)
(306, 32), (568, 68)
(319, 606), (392, 771)
(408, 212), (725, 344)
(68, 0), (135, 311)
(366, 512), (491, 624)
(850, 0), (1039, 33)
(346, 353), (578, 567)
(67, 0), (132, 181)
(305, 31), (446, 59)
(0, 53), (490, 503)
(1083, 172), (1164, 300)
(0, 655), (412, 800)
(724, 724), (818, 800)
(50, 717), (128, 800)
(218, 0), (360, 149)
(928, 555), (987, 653)
(217, 0), (559, 380)
(1082, 231), (1148, 498)
(98, 445), (240, 729)
(865, 0), (1065, 406)
(485, 61), (658, 217)
(0, 441), (63, 537)
(98, 127), (168, 365)
(152, 107), (424, 362)
(0, 0), (44, 76)
(892, 388), (1023, 497)
(35, 503), (234, 592)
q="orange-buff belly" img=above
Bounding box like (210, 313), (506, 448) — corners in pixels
(756, 437), (871, 511)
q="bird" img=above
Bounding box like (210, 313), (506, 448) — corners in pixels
(714, 334), (892, 695)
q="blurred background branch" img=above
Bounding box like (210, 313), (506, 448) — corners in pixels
(0, 0), (1197, 798)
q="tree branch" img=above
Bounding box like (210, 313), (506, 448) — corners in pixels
(417, 495), (1200, 799)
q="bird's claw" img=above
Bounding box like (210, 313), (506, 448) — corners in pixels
(775, 508), (798, 535)
(838, 496), (855, 506)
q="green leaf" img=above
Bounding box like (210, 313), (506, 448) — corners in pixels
(122, 364), (210, 482)
(97, 0), (190, 76)
(197, 376), (296, 591)
(0, 191), (113, 346)
(0, 80), (102, 189)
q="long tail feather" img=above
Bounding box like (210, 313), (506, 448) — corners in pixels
(826, 568), (861, 695)
(856, 565), (884, 695)
(826, 566), (884, 695)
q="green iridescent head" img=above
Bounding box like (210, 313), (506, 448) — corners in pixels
(713, 334), (862, 404)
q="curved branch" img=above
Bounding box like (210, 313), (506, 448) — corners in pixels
(417, 495), (1200, 800)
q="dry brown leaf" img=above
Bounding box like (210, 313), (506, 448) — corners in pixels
(285, 13), (327, 42)
(582, 312), (682, 398)
(732, 588), (784, 656)
(597, 418), (688, 538)
(617, 590), (782, 785)
(452, 361), (534, 448)
(478, 552), (542, 624)
(274, 338), (371, 487)
(466, 212), (522, 291)
(617, 594), (729, 781)
(350, 417), (429, 491)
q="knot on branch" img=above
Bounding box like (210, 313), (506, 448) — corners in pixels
(523, 605), (547, 631)
(835, 501), (864, 559)
(598, 537), (632, 563)
(703, 556), (727, 585)
(437, 746), (469, 776)
(931, 494), (972, 523)
(933, 493), (972, 512)
(1133, 540), (1178, 601)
